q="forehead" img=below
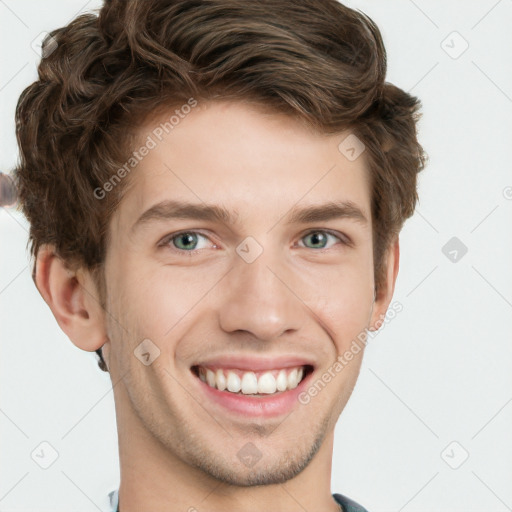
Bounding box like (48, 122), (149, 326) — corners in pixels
(112, 100), (372, 235)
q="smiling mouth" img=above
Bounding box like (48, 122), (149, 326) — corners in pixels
(191, 365), (314, 397)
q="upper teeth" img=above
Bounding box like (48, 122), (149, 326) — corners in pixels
(197, 366), (305, 395)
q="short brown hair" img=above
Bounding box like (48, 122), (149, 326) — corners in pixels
(13, 0), (426, 372)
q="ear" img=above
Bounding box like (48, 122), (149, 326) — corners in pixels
(34, 244), (108, 354)
(369, 236), (400, 331)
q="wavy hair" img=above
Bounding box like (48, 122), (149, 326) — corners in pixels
(13, 0), (426, 372)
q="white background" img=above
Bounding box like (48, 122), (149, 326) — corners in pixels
(1, 1), (511, 511)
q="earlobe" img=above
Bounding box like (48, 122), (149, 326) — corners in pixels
(34, 244), (107, 353)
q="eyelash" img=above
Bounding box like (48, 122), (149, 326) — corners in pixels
(158, 229), (352, 254)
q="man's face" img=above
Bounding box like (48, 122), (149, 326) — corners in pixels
(102, 100), (378, 485)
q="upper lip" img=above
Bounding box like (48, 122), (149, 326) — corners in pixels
(192, 355), (316, 372)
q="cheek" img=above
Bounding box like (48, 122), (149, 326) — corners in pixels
(114, 263), (218, 345)
(304, 261), (374, 349)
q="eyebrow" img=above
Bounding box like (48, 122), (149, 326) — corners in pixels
(130, 198), (368, 235)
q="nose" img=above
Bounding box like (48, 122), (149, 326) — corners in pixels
(216, 246), (305, 342)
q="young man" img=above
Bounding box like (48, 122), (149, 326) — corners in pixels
(13, 0), (425, 510)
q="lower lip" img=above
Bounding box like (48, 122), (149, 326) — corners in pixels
(192, 368), (313, 418)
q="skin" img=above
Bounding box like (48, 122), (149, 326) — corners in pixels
(35, 100), (399, 512)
